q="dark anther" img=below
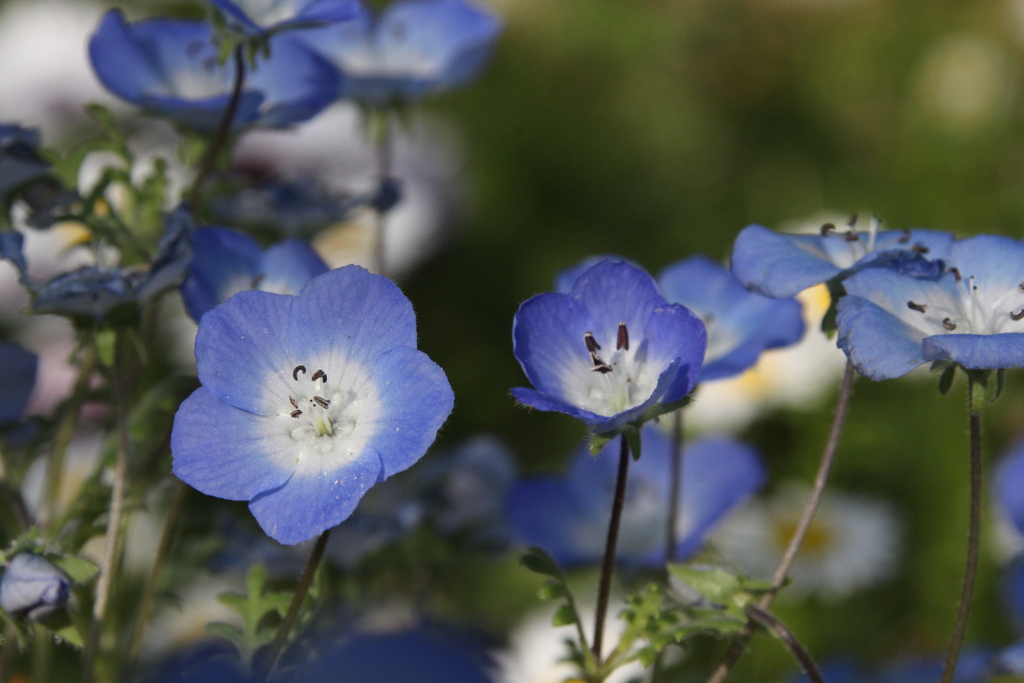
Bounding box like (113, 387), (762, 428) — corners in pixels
(617, 322), (629, 351)
(313, 396), (331, 408)
(311, 369), (327, 384)
(820, 223), (836, 236)
(589, 352), (612, 374)
(943, 318), (957, 331)
(251, 274), (265, 290)
(950, 267), (962, 283)
(289, 397), (298, 409)
(290, 410), (302, 418)
(584, 331), (601, 353)
(912, 243), (929, 254)
(292, 365), (306, 380)
(847, 213), (858, 228)
(898, 229), (911, 244)
(1012, 309), (1024, 321)
(844, 231), (859, 242)
(1019, 282), (1024, 292)
(907, 301), (927, 313)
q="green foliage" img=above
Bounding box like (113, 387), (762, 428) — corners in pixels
(208, 564), (293, 667)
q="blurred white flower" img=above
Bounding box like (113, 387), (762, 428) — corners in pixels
(140, 574), (243, 659)
(21, 430), (104, 520)
(713, 484), (902, 600)
(493, 606), (648, 683)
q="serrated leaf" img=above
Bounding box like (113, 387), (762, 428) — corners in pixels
(45, 554), (97, 583)
(218, 593), (248, 613)
(520, 547), (562, 578)
(669, 566), (742, 604)
(552, 603), (578, 627)
(206, 621), (243, 642)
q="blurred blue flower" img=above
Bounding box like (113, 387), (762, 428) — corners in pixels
(300, 0), (502, 106)
(293, 629), (492, 683)
(836, 235), (1024, 380)
(658, 255), (804, 382)
(512, 259), (707, 433)
(506, 427), (765, 565)
(0, 553), (70, 621)
(0, 208), (192, 322)
(0, 124), (50, 199)
(793, 653), (992, 683)
(732, 219), (955, 298)
(171, 265), (454, 545)
(209, 177), (366, 238)
(181, 226), (328, 321)
(208, 0), (361, 37)
(89, 10), (340, 132)
(995, 440), (1024, 542)
(0, 342), (37, 425)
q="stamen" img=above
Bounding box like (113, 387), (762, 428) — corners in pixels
(1012, 309), (1024, 321)
(617, 323), (629, 351)
(289, 397), (298, 409)
(907, 301), (927, 313)
(943, 318), (957, 331)
(820, 223), (836, 236)
(313, 396), (331, 408)
(844, 231), (859, 242)
(911, 243), (929, 254)
(898, 229), (911, 244)
(290, 410), (302, 418)
(950, 267), (962, 283)
(311, 369), (327, 384)
(847, 213), (858, 228)
(589, 351), (612, 374)
(293, 365), (306, 380)
(584, 331), (601, 353)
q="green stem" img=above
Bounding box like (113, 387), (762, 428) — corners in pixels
(939, 375), (983, 683)
(257, 529), (331, 682)
(591, 434), (631, 667)
(666, 411), (684, 564)
(704, 359), (856, 683)
(187, 44), (246, 209)
(0, 442), (30, 532)
(82, 331), (135, 683)
(745, 604), (823, 683)
(123, 481), (189, 672)
(370, 112), (393, 276)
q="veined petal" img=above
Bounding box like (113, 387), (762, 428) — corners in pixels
(511, 291), (585, 400)
(836, 295), (927, 380)
(181, 227), (263, 322)
(289, 266), (417, 389)
(195, 290), (298, 415)
(509, 386), (608, 426)
(922, 332), (1024, 369)
(842, 267), (960, 336)
(731, 224), (842, 298)
(949, 234), (1024, 292)
(249, 447), (384, 544)
(643, 304), (706, 404)
(565, 260), (667, 345)
(171, 387), (297, 501)
(365, 346), (454, 478)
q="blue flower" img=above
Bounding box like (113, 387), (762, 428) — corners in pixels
(208, 177), (365, 238)
(0, 554), (70, 621)
(89, 10), (340, 132)
(0, 342), (37, 425)
(171, 265), (454, 545)
(0, 124), (50, 199)
(181, 226), (328, 321)
(731, 220), (955, 298)
(657, 255), (804, 382)
(505, 427), (765, 566)
(512, 260), (706, 433)
(0, 208), (193, 323)
(836, 234), (1024, 380)
(207, 0), (362, 37)
(996, 439), (1024, 543)
(300, 0), (502, 106)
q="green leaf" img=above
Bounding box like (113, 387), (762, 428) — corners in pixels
(994, 368), (1006, 403)
(206, 621), (243, 642)
(626, 427), (642, 462)
(937, 364), (956, 395)
(589, 432), (614, 456)
(668, 565), (771, 614)
(519, 547), (562, 578)
(45, 554), (98, 583)
(51, 622), (84, 648)
(552, 603), (578, 627)
(637, 646), (659, 668)
(538, 582), (567, 601)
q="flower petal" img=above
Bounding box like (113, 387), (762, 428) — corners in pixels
(260, 239), (329, 293)
(836, 295), (927, 380)
(171, 387), (297, 501)
(509, 386), (607, 426)
(289, 266), (417, 389)
(248, 447), (384, 544)
(643, 304), (707, 404)
(365, 346), (454, 478)
(950, 234), (1024, 291)
(181, 227), (263, 322)
(996, 441), (1024, 538)
(922, 332), (1024, 370)
(195, 290), (298, 415)
(731, 224), (843, 298)
(505, 478), (604, 565)
(511, 292), (583, 400)
(0, 342), (36, 425)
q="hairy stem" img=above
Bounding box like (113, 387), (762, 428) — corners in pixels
(187, 44), (246, 208)
(592, 434), (631, 666)
(705, 359), (856, 683)
(939, 376), (983, 683)
(745, 604), (824, 683)
(123, 481), (189, 672)
(666, 411), (684, 563)
(257, 529), (331, 682)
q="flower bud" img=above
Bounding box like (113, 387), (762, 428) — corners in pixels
(0, 553), (70, 621)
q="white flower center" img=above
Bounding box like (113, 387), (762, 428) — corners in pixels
(563, 324), (662, 417)
(902, 272), (1024, 336)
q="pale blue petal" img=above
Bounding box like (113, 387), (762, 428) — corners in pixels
(554, 254), (632, 294)
(512, 292), (587, 400)
(836, 295), (927, 380)
(288, 266), (417, 385)
(365, 346), (454, 478)
(248, 447), (384, 544)
(260, 239), (329, 291)
(195, 290), (298, 415)
(950, 234), (1024, 292)
(996, 441), (1024, 537)
(565, 260), (666, 345)
(171, 387), (297, 500)
(923, 332), (1024, 370)
(181, 227), (262, 322)
(731, 224), (842, 298)
(509, 386), (608, 426)
(643, 304), (707, 403)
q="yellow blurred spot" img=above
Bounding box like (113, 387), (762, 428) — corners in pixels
(774, 518), (834, 557)
(797, 284), (831, 323)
